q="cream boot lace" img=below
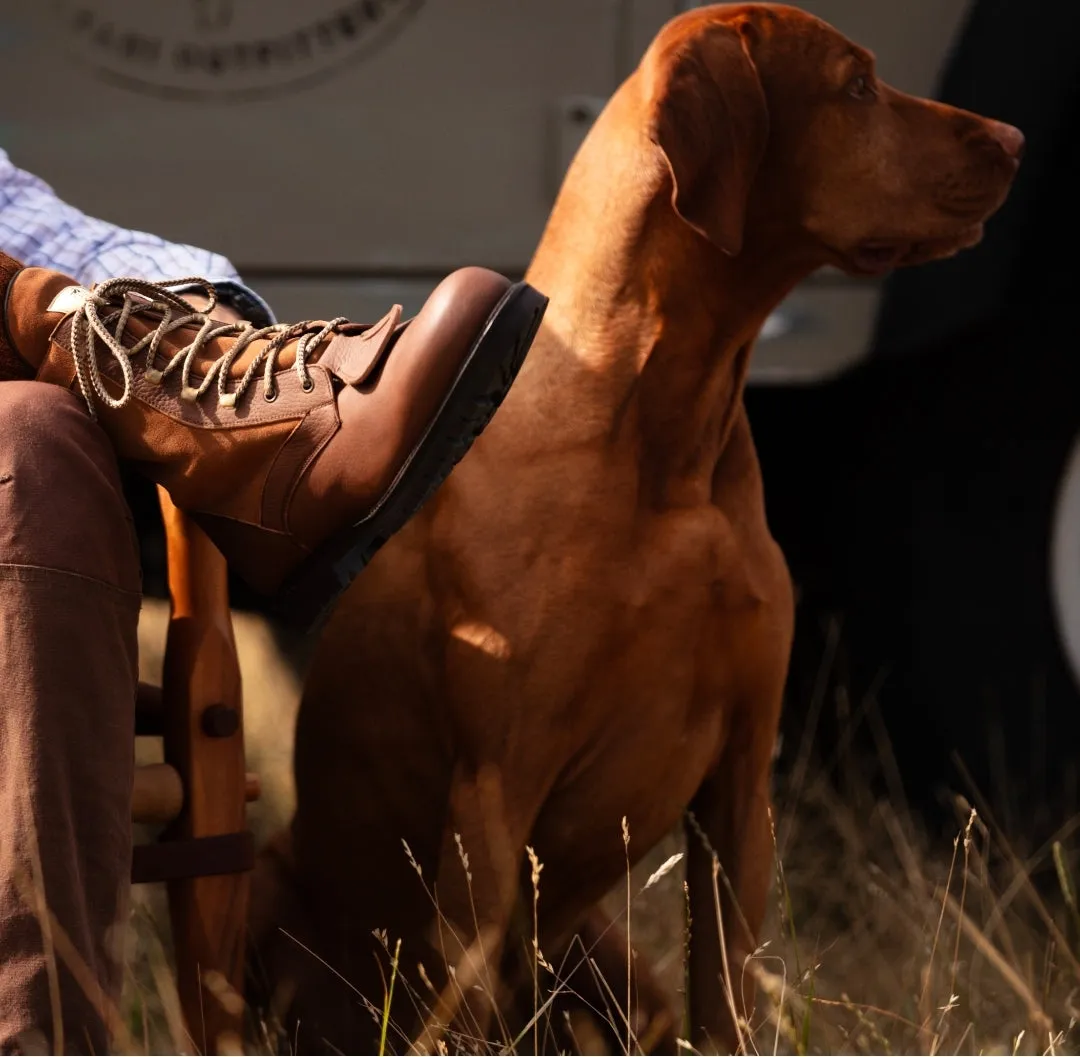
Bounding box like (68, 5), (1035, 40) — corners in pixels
(70, 276), (348, 419)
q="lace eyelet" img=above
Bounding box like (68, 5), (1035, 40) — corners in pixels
(264, 386), (278, 404)
(301, 377), (315, 393)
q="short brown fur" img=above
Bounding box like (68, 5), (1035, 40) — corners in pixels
(256, 5), (1021, 1050)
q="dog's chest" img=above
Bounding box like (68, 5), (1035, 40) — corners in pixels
(516, 502), (784, 835)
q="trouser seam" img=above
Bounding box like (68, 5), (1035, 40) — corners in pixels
(0, 563), (142, 603)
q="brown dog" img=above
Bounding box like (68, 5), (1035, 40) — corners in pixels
(253, 4), (1021, 1051)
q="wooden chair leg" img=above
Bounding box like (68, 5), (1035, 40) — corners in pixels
(157, 485), (250, 1053)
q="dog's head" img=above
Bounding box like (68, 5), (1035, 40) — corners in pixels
(645, 3), (1022, 275)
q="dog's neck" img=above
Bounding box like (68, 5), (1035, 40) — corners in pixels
(522, 84), (816, 505)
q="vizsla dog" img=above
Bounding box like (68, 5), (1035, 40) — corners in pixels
(252, 4), (1021, 1051)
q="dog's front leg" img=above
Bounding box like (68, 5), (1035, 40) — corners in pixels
(684, 667), (785, 1054)
(569, 905), (681, 1054)
(410, 758), (536, 1054)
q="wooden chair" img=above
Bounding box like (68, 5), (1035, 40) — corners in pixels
(129, 486), (259, 1053)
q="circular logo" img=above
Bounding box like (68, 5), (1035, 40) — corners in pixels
(55, 0), (425, 101)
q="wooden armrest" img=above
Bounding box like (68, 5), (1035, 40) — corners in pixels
(132, 764), (261, 825)
(133, 763), (183, 825)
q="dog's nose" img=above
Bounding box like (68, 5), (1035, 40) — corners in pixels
(985, 120), (1025, 161)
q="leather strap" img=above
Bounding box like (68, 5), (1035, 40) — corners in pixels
(134, 682), (164, 737)
(131, 831), (255, 884)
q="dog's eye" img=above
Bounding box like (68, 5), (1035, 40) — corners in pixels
(847, 74), (876, 101)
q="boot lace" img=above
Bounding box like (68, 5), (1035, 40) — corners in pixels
(70, 276), (348, 419)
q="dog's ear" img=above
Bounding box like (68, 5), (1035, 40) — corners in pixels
(648, 21), (769, 256)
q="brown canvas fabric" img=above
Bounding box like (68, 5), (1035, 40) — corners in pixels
(0, 382), (140, 1054)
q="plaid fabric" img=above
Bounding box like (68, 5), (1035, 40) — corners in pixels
(0, 148), (274, 326)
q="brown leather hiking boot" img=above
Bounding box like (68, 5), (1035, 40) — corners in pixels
(0, 252), (547, 626)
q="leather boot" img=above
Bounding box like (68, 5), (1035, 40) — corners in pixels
(0, 253), (547, 626)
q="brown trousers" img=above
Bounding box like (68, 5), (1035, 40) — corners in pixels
(0, 382), (140, 1053)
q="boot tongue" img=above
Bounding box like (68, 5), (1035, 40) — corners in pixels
(14, 268), (398, 390)
(117, 302), (399, 384)
(7, 267), (90, 370)
(151, 318), (333, 379)
(108, 301), (344, 380)
(6, 271), (274, 381)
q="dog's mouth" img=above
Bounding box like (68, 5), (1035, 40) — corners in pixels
(847, 242), (908, 277)
(841, 224), (986, 278)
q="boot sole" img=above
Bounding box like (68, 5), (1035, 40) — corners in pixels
(273, 280), (548, 631)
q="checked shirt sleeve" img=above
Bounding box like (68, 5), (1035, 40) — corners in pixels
(0, 149), (275, 326)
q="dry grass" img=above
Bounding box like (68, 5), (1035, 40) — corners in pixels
(121, 603), (1080, 1054)
(750, 778), (1080, 1055)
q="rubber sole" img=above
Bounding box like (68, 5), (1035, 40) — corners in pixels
(273, 281), (548, 631)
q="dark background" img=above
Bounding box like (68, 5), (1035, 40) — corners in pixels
(754, 0), (1080, 845)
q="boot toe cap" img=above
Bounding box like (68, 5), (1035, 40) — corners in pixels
(409, 267), (513, 364)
